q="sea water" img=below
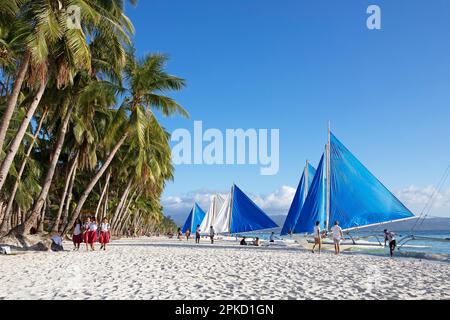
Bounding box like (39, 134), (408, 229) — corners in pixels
(240, 229), (450, 256)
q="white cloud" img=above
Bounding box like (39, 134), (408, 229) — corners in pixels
(394, 185), (450, 217)
(250, 186), (296, 215)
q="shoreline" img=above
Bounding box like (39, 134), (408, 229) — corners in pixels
(1, 237), (449, 300)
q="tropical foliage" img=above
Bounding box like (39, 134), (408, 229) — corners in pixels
(0, 0), (184, 239)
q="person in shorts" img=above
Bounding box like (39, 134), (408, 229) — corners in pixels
(312, 221), (321, 253)
(384, 229), (396, 257)
(331, 221), (343, 255)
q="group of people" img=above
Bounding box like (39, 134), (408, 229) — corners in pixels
(311, 220), (397, 257)
(177, 225), (216, 244)
(240, 236), (261, 246)
(72, 217), (111, 251)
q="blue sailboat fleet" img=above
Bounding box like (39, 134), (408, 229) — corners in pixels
(293, 128), (414, 234)
(181, 127), (414, 237)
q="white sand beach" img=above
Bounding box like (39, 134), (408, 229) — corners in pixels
(1, 237), (449, 300)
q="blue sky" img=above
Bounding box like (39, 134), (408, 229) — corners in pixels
(125, 0), (450, 220)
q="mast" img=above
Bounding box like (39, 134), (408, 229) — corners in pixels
(325, 122), (331, 231)
(228, 184), (234, 234)
(304, 160), (309, 201)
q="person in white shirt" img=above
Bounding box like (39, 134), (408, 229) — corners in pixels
(312, 221), (321, 253)
(99, 218), (110, 251)
(209, 226), (215, 244)
(331, 221), (343, 255)
(384, 229), (396, 257)
(72, 218), (83, 250)
(88, 217), (98, 251)
(269, 232), (275, 243)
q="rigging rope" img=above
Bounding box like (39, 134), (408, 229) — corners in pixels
(410, 165), (450, 233)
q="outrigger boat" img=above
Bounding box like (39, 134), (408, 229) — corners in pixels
(288, 124), (417, 250)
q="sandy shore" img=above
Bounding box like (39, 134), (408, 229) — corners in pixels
(1, 237), (449, 300)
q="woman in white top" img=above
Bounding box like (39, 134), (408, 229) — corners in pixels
(331, 221), (343, 255)
(72, 218), (83, 250)
(99, 218), (110, 251)
(88, 217), (98, 251)
(312, 221), (321, 253)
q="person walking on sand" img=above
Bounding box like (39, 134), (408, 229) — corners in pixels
(312, 221), (321, 254)
(384, 229), (397, 257)
(209, 226), (215, 244)
(83, 217), (91, 251)
(195, 225), (201, 244)
(88, 217), (98, 251)
(72, 218), (83, 251)
(99, 218), (110, 251)
(177, 227), (182, 240)
(331, 221), (343, 255)
(185, 229), (191, 241)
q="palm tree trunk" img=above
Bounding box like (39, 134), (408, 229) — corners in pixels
(17, 103), (74, 236)
(0, 110), (48, 234)
(0, 78), (47, 192)
(100, 182), (109, 222)
(110, 178), (133, 230)
(51, 152), (79, 233)
(63, 133), (128, 235)
(0, 51), (31, 151)
(59, 157), (78, 232)
(37, 198), (47, 233)
(94, 169), (111, 220)
(114, 189), (142, 235)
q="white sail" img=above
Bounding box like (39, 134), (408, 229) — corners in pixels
(213, 192), (232, 233)
(199, 194), (225, 233)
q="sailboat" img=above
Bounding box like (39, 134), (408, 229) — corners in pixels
(280, 161), (316, 236)
(181, 203), (207, 233)
(293, 125), (415, 237)
(210, 184), (278, 234)
(199, 194), (226, 233)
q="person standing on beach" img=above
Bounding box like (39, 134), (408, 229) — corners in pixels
(99, 218), (110, 251)
(384, 229), (396, 257)
(195, 225), (201, 244)
(331, 221), (343, 255)
(312, 221), (321, 253)
(83, 217), (91, 251)
(186, 229), (191, 241)
(72, 218), (83, 251)
(88, 217), (98, 251)
(269, 232), (275, 243)
(209, 226), (215, 244)
(177, 227), (182, 240)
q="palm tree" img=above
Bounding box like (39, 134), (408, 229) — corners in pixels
(64, 51), (188, 234)
(0, 0), (134, 193)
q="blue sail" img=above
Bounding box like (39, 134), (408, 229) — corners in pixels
(280, 163), (316, 235)
(230, 184), (278, 233)
(293, 154), (327, 233)
(181, 203), (206, 233)
(328, 133), (414, 230)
